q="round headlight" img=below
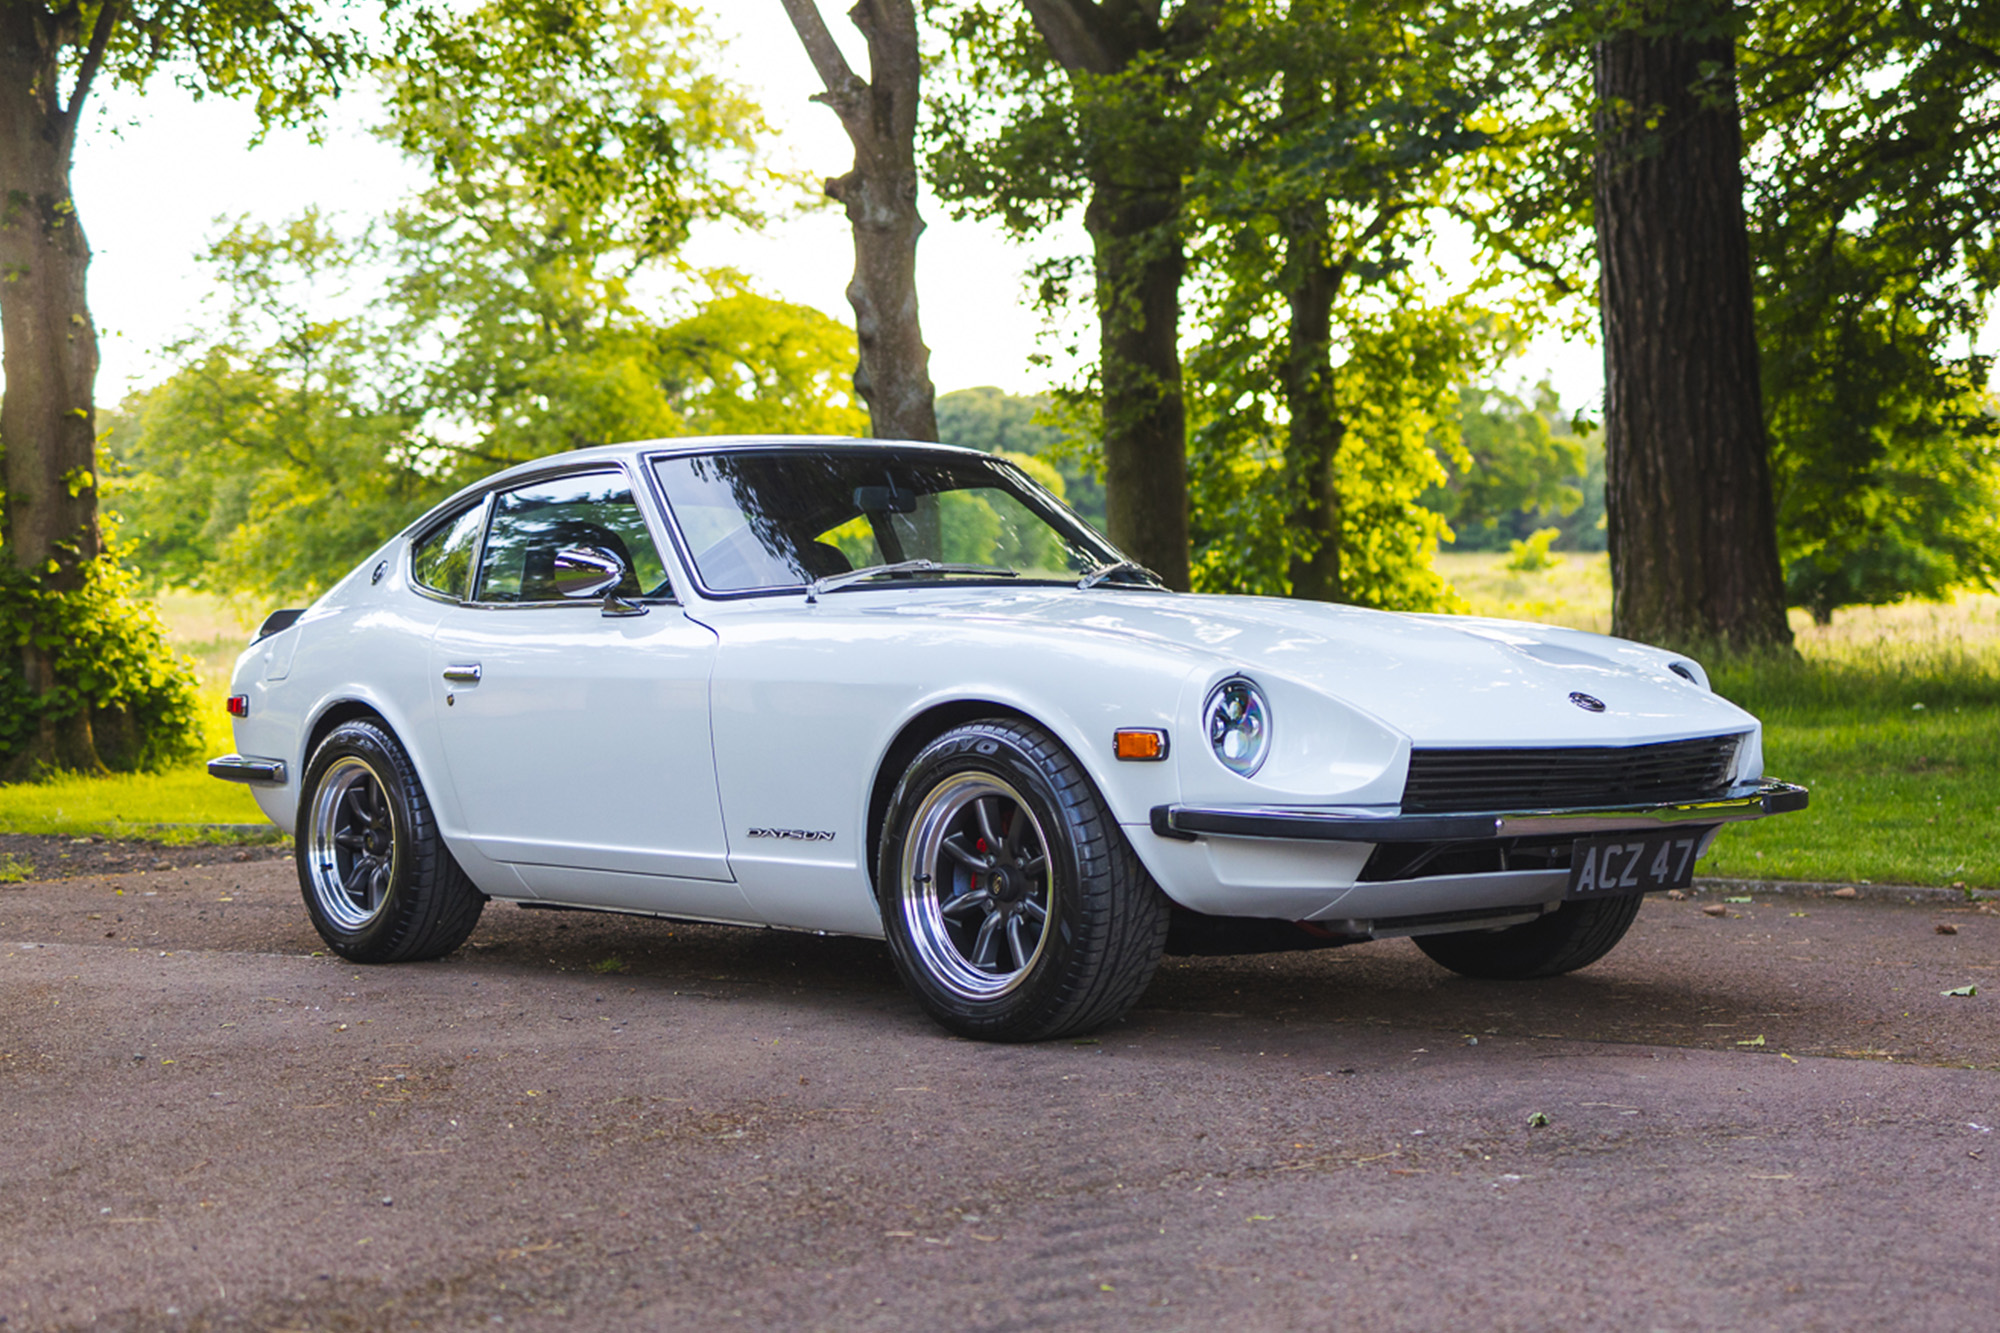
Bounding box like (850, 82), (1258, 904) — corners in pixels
(1204, 677), (1270, 777)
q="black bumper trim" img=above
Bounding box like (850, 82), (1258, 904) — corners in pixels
(1151, 779), (1809, 844)
(207, 754), (288, 785)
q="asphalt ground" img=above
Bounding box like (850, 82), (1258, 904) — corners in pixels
(2, 861), (1995, 1332)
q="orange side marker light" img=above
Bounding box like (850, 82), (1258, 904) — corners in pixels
(1113, 728), (1169, 761)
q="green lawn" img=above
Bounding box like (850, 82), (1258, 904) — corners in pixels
(1699, 641), (2000, 889)
(0, 761), (278, 843)
(2, 580), (1994, 886)
(1695, 700), (1996, 888)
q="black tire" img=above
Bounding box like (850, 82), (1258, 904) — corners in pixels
(1412, 893), (1644, 980)
(296, 719), (485, 963)
(876, 719), (1170, 1041)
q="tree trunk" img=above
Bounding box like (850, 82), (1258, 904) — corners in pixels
(1593, 7), (1793, 653)
(780, 0), (937, 442)
(1088, 178), (1190, 590)
(1281, 202), (1343, 601)
(1022, 0), (1194, 590)
(0, 4), (111, 775)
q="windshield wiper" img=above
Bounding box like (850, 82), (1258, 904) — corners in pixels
(1077, 559), (1164, 590)
(806, 559), (1018, 603)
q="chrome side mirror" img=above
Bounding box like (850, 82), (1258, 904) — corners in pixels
(552, 546), (626, 600)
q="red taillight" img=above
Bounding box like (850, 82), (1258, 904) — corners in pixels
(227, 695), (249, 718)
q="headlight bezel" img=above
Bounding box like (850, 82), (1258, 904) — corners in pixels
(1203, 675), (1272, 779)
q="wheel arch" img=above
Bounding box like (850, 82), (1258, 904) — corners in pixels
(863, 698), (1041, 891)
(303, 699), (396, 769)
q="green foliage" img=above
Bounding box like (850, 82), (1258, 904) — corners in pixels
(1441, 0), (2000, 619)
(1765, 287), (2000, 623)
(107, 3), (865, 602)
(0, 1), (383, 779)
(1744, 0), (2000, 618)
(930, 0), (1539, 609)
(0, 553), (202, 775)
(1504, 526), (1563, 573)
(927, 3), (1201, 235)
(384, 0), (769, 269)
(379, 0), (779, 471)
(105, 212), (433, 601)
(1189, 298), (1479, 611)
(655, 287), (867, 438)
(83, 1), (370, 134)
(108, 220), (865, 600)
(1424, 381), (1601, 553)
(935, 387), (1106, 529)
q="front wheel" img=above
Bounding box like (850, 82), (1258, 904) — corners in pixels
(297, 719), (485, 963)
(877, 720), (1169, 1041)
(1413, 893), (1644, 980)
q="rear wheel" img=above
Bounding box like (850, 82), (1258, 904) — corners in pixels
(877, 720), (1169, 1041)
(298, 720), (484, 962)
(1412, 894), (1643, 980)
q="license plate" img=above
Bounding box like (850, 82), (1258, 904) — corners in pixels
(1567, 829), (1712, 899)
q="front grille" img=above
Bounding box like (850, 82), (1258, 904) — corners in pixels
(1400, 735), (1744, 814)
(1359, 835), (1574, 882)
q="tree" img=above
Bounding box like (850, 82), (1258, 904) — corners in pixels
(0, 0), (362, 773)
(1188, 297), (1482, 608)
(1592, 0), (1792, 652)
(110, 249), (866, 602)
(1178, 0), (1515, 605)
(934, 1), (1552, 606)
(103, 213), (442, 599)
(108, 1), (862, 601)
(780, 0), (937, 440)
(381, 0), (773, 472)
(932, 0), (1215, 589)
(1761, 273), (2000, 623)
(1744, 0), (2000, 621)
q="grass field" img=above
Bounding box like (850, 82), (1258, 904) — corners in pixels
(1, 571), (1994, 886)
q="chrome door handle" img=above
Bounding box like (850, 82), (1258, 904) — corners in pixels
(442, 664), (482, 683)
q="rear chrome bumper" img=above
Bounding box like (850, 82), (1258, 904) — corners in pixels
(1151, 778), (1809, 844)
(207, 754), (288, 785)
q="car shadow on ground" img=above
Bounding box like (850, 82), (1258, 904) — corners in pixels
(449, 897), (1988, 1068)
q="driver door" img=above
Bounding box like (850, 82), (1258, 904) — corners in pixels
(428, 467), (754, 922)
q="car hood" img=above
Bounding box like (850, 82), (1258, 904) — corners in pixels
(860, 587), (1757, 747)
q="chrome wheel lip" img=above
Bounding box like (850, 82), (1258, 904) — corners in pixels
(306, 755), (400, 932)
(899, 772), (1054, 1001)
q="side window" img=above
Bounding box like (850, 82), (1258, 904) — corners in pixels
(475, 471), (674, 604)
(410, 503), (484, 600)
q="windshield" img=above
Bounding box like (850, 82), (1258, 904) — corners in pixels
(651, 448), (1125, 595)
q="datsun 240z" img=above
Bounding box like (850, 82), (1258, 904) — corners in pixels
(212, 437), (1807, 1040)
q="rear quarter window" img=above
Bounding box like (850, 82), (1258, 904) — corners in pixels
(410, 503), (484, 599)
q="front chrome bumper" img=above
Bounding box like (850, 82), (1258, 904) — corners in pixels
(1151, 778), (1809, 844)
(207, 754), (288, 785)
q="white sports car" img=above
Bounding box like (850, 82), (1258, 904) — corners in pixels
(213, 436), (1807, 1040)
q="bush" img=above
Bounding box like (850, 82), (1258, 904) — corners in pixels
(0, 554), (204, 776)
(1504, 527), (1565, 574)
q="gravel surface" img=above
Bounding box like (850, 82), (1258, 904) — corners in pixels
(2, 865), (1995, 1331)
(0, 832), (290, 881)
